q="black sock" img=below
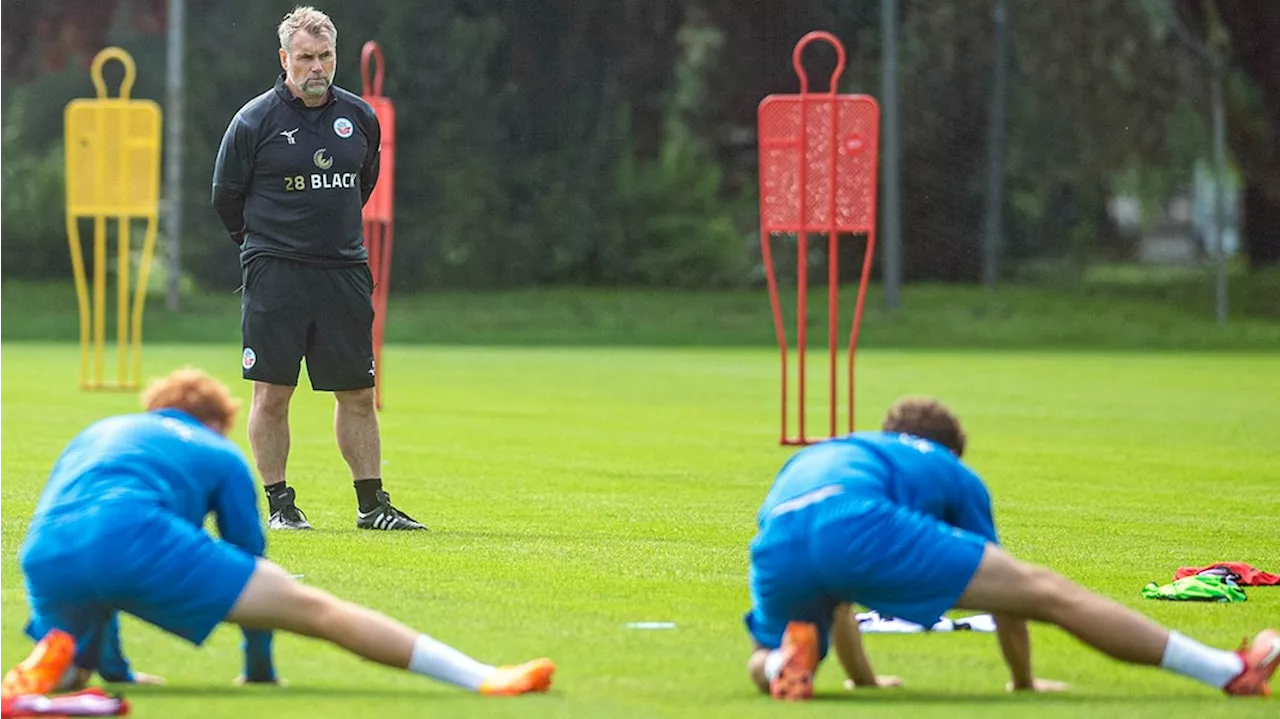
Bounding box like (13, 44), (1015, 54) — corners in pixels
(265, 481), (291, 508)
(354, 478), (383, 513)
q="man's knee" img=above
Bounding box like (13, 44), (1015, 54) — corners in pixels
(334, 388), (376, 415)
(251, 382), (294, 417)
(962, 545), (1078, 621)
(283, 586), (343, 638)
(1011, 563), (1076, 622)
(230, 560), (322, 633)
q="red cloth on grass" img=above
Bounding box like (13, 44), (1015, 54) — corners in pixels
(1174, 562), (1280, 586)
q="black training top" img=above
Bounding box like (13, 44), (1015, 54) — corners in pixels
(212, 74), (380, 267)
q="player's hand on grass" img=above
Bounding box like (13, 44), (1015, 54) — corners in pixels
(90, 670), (167, 688)
(843, 675), (905, 690)
(1006, 678), (1069, 693)
(130, 671), (167, 685)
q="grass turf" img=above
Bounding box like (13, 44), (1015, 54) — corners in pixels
(5, 275), (1280, 350)
(2, 343), (1278, 718)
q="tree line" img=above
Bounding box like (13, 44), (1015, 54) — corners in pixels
(2, 0), (1276, 292)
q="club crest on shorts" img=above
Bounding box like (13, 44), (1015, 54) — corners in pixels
(333, 117), (354, 138)
(242, 347), (257, 370)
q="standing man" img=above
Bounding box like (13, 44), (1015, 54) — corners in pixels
(743, 397), (1278, 700)
(212, 6), (424, 530)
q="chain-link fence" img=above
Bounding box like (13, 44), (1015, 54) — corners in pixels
(1, 0), (1265, 311)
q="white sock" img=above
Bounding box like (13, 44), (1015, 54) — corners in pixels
(407, 633), (495, 692)
(1159, 631), (1245, 689)
(763, 649), (785, 681)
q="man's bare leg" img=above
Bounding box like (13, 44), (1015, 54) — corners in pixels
(230, 560), (414, 666)
(226, 559), (553, 694)
(250, 382), (310, 528)
(334, 388), (380, 481)
(249, 382), (295, 488)
(956, 544), (1248, 690)
(335, 387), (425, 529)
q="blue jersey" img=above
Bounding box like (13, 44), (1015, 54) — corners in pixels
(747, 432), (1001, 644)
(758, 431), (998, 544)
(25, 409), (265, 558)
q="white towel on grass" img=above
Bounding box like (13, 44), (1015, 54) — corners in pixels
(855, 610), (997, 633)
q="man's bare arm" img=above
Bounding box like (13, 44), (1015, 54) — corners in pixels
(832, 604), (904, 689)
(994, 613), (1034, 689)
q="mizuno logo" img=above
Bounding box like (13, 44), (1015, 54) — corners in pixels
(280, 128), (299, 144)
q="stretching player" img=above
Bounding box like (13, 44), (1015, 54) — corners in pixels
(3, 368), (553, 697)
(744, 397), (1277, 700)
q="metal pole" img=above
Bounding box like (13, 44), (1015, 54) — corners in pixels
(164, 0), (185, 311)
(1211, 70), (1228, 324)
(881, 0), (901, 309)
(982, 0), (1009, 288)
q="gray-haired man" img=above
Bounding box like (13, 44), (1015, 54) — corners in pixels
(212, 5), (424, 531)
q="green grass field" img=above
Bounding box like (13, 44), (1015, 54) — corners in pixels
(6, 273), (1280, 349)
(2, 341), (1277, 718)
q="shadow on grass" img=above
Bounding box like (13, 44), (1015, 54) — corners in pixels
(804, 689), (1219, 704)
(105, 683), (564, 701)
(102, 684), (425, 699)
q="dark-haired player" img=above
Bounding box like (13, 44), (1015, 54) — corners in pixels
(744, 397), (1277, 700)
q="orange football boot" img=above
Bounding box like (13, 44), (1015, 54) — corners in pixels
(1225, 629), (1280, 698)
(1, 629), (75, 699)
(478, 658), (555, 696)
(770, 622), (820, 701)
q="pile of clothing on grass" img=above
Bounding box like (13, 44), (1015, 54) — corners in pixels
(1142, 562), (1279, 603)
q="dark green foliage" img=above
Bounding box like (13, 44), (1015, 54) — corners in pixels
(2, 0), (1278, 290)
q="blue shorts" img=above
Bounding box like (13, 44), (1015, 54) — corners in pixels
(21, 502), (257, 648)
(744, 491), (988, 656)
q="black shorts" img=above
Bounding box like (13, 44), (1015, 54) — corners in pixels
(240, 256), (375, 391)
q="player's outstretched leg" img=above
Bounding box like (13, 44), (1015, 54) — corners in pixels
(955, 543), (1277, 697)
(226, 559), (552, 695)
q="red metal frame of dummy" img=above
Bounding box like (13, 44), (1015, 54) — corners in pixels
(757, 31), (881, 445)
(361, 42), (397, 409)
